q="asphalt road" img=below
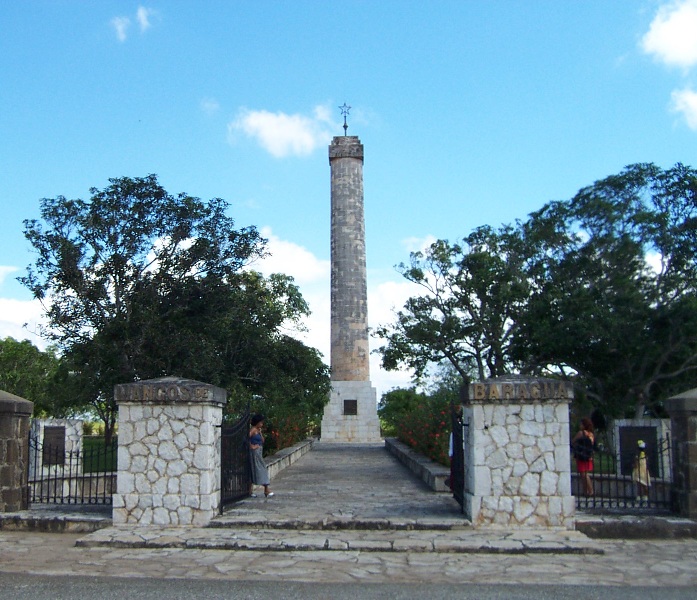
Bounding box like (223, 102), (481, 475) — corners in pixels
(1, 574), (696, 600)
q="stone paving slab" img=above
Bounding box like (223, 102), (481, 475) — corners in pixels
(4, 531), (697, 587)
(76, 524), (602, 554)
(218, 442), (466, 524)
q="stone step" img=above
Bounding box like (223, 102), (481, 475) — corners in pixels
(208, 515), (471, 531)
(0, 509), (111, 533)
(75, 525), (602, 554)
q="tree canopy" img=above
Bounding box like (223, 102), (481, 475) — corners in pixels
(516, 162), (697, 416)
(376, 224), (529, 383)
(21, 175), (329, 440)
(0, 337), (60, 415)
(377, 163), (697, 417)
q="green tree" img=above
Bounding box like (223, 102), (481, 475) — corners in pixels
(378, 387), (426, 437)
(375, 225), (529, 384)
(377, 163), (697, 419)
(20, 175), (329, 441)
(0, 337), (60, 415)
(515, 163), (697, 417)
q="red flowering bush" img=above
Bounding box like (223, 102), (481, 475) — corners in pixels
(394, 395), (451, 466)
(262, 407), (314, 456)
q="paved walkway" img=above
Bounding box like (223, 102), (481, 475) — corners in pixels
(76, 443), (595, 553)
(216, 442), (464, 527)
(2, 442), (697, 589)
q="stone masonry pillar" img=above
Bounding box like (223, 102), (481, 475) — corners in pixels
(321, 135), (381, 443)
(113, 376), (226, 527)
(0, 390), (34, 512)
(463, 377), (575, 528)
(665, 388), (697, 517)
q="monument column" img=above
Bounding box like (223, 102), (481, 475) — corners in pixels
(320, 110), (381, 442)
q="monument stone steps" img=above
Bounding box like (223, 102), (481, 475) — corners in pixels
(75, 523), (600, 554)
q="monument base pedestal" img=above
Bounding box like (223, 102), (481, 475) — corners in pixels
(321, 381), (382, 443)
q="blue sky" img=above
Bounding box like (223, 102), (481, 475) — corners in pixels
(1, 1), (697, 397)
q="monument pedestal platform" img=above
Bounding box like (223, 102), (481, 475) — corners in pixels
(321, 381), (381, 443)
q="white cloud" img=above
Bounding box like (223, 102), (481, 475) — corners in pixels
(136, 6), (154, 32)
(254, 227), (330, 285)
(641, 0), (697, 69)
(112, 7), (155, 41)
(200, 98), (221, 116)
(228, 105), (335, 158)
(111, 16), (131, 42)
(368, 279), (424, 396)
(0, 266), (18, 286)
(249, 228), (416, 397)
(671, 88), (697, 129)
(401, 234), (438, 254)
(0, 297), (47, 349)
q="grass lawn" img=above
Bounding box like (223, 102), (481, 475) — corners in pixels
(82, 436), (118, 473)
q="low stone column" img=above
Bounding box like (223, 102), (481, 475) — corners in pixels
(665, 388), (697, 517)
(113, 376), (226, 527)
(0, 390), (34, 512)
(463, 376), (575, 528)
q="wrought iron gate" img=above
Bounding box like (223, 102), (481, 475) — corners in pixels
(220, 407), (251, 511)
(450, 413), (465, 510)
(28, 434), (117, 505)
(574, 433), (674, 513)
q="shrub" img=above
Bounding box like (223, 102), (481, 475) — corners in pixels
(394, 395), (451, 466)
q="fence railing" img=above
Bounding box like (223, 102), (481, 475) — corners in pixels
(220, 407), (251, 511)
(28, 434), (117, 505)
(573, 434), (674, 513)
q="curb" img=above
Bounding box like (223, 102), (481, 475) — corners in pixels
(0, 511), (111, 533)
(576, 514), (697, 539)
(385, 437), (450, 492)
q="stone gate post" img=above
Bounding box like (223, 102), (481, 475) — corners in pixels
(665, 388), (697, 517)
(463, 376), (575, 528)
(0, 390), (33, 512)
(113, 376), (226, 527)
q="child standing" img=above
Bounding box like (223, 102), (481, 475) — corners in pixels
(632, 439), (651, 505)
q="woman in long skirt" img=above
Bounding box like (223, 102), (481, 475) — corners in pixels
(249, 414), (274, 498)
(572, 417), (595, 496)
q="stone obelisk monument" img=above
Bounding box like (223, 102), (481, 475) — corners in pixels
(320, 105), (381, 442)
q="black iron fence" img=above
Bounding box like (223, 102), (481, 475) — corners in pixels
(28, 434), (117, 505)
(573, 434), (674, 513)
(220, 407), (251, 511)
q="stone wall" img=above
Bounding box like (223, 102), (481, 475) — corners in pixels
(464, 377), (575, 528)
(385, 437), (450, 492)
(665, 389), (697, 517)
(29, 418), (83, 480)
(0, 391), (33, 512)
(113, 377), (225, 527)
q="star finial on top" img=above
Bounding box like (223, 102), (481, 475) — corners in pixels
(339, 103), (351, 135)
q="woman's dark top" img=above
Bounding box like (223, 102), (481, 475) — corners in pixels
(250, 432), (263, 446)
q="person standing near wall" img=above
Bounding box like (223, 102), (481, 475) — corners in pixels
(572, 417), (595, 496)
(632, 439), (651, 505)
(249, 414), (274, 498)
